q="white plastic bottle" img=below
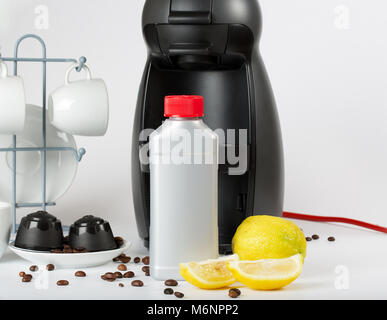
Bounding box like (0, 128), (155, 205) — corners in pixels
(149, 95), (219, 280)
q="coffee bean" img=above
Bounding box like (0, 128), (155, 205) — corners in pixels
(165, 279), (178, 287)
(312, 234), (319, 240)
(164, 288), (174, 295)
(123, 271), (135, 278)
(114, 236), (124, 247)
(118, 264), (127, 271)
(46, 264), (55, 271)
(134, 257), (141, 264)
(174, 292), (184, 298)
(51, 249), (63, 254)
(103, 272), (116, 282)
(19, 271), (25, 278)
(73, 247), (85, 253)
(145, 271), (150, 276)
(119, 283), (124, 287)
(75, 271), (86, 277)
(63, 244), (71, 249)
(229, 288), (241, 298)
(120, 256), (131, 264)
(113, 256), (120, 262)
(328, 237), (336, 242)
(305, 237), (312, 242)
(142, 256), (150, 265)
(142, 266), (150, 273)
(114, 272), (123, 279)
(131, 280), (144, 287)
(22, 274), (32, 282)
(29, 265), (38, 272)
(57, 280), (69, 286)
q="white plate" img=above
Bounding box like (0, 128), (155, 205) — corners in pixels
(9, 241), (131, 269)
(0, 104), (78, 203)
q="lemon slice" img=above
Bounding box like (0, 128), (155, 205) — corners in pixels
(180, 254), (239, 289)
(227, 254), (303, 290)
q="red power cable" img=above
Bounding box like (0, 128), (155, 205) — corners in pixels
(283, 211), (387, 234)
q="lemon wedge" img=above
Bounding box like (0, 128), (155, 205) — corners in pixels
(227, 254), (303, 290)
(180, 254), (239, 289)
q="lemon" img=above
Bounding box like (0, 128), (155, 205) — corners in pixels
(180, 255), (239, 289)
(227, 254), (303, 290)
(232, 215), (307, 261)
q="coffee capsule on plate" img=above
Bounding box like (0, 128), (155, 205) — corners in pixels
(68, 215), (117, 252)
(15, 211), (64, 251)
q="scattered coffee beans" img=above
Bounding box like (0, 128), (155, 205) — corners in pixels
(19, 271), (25, 278)
(145, 271), (150, 277)
(142, 266), (150, 273)
(174, 292), (184, 299)
(142, 256), (150, 265)
(229, 288), (241, 298)
(134, 257), (141, 264)
(29, 265), (38, 272)
(312, 235), (320, 240)
(165, 279), (178, 287)
(118, 264), (127, 271)
(305, 237), (312, 242)
(114, 272), (123, 279)
(164, 288), (174, 295)
(75, 271), (86, 277)
(119, 283), (124, 287)
(328, 237), (336, 242)
(46, 264), (55, 271)
(57, 280), (69, 286)
(131, 280), (144, 287)
(124, 271), (135, 278)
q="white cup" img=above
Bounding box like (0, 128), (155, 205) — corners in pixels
(0, 61), (26, 135)
(48, 63), (109, 136)
(0, 202), (11, 261)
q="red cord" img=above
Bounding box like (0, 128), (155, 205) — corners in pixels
(283, 211), (387, 234)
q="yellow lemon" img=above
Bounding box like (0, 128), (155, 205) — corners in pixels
(227, 254), (303, 290)
(180, 255), (239, 290)
(232, 215), (307, 260)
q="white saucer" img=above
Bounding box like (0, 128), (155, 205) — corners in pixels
(0, 104), (78, 203)
(9, 241), (131, 269)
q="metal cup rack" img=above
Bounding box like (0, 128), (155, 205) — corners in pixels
(0, 34), (87, 234)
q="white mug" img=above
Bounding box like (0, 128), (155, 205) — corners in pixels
(0, 61), (26, 135)
(48, 63), (109, 136)
(0, 202), (11, 261)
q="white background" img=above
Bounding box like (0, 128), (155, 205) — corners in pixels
(0, 0), (386, 253)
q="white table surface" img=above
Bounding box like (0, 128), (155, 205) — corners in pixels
(0, 219), (386, 300)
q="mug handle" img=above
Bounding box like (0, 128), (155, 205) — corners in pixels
(0, 61), (8, 78)
(65, 63), (92, 85)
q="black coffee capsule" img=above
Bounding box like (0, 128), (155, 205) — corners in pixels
(68, 215), (117, 252)
(15, 211), (64, 251)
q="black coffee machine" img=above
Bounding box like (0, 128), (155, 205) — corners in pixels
(132, 0), (284, 254)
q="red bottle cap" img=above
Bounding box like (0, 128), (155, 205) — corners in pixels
(164, 95), (204, 118)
